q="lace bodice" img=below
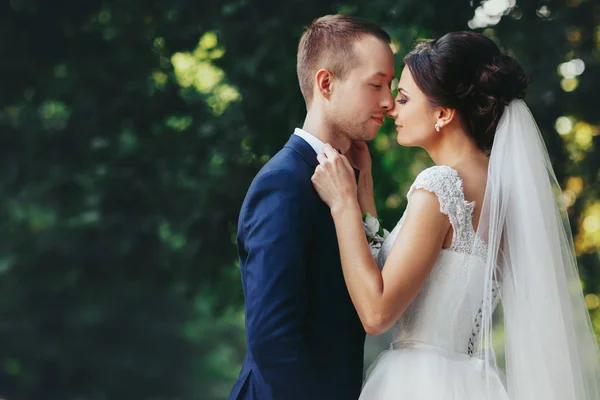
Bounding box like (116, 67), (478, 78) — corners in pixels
(377, 166), (488, 355)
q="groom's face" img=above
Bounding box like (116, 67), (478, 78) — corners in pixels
(329, 35), (395, 142)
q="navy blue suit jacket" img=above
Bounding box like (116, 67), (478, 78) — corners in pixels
(229, 134), (365, 400)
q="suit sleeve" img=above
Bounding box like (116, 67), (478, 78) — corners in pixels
(240, 168), (319, 400)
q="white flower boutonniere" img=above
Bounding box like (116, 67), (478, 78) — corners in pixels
(362, 213), (389, 259)
(363, 213), (389, 241)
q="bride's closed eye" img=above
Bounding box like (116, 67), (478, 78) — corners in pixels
(397, 98), (408, 105)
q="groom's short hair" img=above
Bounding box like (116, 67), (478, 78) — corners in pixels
(297, 15), (391, 105)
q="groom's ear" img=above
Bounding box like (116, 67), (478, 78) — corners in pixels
(315, 69), (333, 99)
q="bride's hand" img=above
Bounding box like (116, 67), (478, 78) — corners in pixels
(311, 144), (358, 214)
(346, 141), (372, 173)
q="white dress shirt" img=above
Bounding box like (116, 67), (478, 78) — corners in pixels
(293, 128), (325, 155)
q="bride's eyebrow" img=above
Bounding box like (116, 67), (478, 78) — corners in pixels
(398, 88), (410, 96)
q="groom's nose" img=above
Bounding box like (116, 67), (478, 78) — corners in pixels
(386, 105), (397, 119)
(380, 90), (394, 110)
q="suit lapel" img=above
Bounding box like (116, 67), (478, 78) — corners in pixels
(283, 134), (319, 167)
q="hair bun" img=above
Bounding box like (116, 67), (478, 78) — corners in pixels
(478, 54), (530, 105)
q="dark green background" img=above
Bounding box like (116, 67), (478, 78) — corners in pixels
(1, 0), (599, 398)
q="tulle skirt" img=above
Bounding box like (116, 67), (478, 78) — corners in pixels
(360, 342), (510, 400)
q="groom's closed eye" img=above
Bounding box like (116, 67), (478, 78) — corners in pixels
(368, 71), (393, 90)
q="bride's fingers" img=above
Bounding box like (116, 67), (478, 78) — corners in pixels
(316, 152), (326, 165)
(323, 143), (339, 160)
(319, 145), (354, 181)
(314, 164), (325, 177)
(341, 155), (353, 171)
(326, 146), (351, 176)
(311, 167), (322, 185)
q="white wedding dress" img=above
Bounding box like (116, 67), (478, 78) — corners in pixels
(361, 165), (509, 399)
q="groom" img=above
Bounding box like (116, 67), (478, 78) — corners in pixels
(229, 14), (395, 400)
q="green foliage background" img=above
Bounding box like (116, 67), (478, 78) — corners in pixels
(0, 0), (599, 398)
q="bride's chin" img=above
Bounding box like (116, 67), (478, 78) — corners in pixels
(396, 134), (412, 147)
(396, 132), (422, 148)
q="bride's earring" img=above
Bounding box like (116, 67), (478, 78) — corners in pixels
(435, 122), (441, 132)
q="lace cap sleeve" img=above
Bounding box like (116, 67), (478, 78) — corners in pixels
(406, 166), (468, 239)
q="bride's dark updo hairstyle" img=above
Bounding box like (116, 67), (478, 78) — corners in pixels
(404, 31), (530, 153)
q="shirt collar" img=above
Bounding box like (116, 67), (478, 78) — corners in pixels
(293, 128), (325, 155)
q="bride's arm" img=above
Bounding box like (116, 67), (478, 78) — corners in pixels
(347, 141), (378, 217)
(357, 168), (389, 260)
(347, 142), (390, 260)
(312, 144), (450, 335)
(357, 169), (377, 217)
(331, 191), (449, 335)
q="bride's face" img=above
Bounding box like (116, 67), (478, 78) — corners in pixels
(387, 66), (439, 147)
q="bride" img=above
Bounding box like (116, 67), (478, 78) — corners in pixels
(311, 31), (600, 399)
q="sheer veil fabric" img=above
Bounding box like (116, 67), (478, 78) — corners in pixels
(476, 99), (600, 399)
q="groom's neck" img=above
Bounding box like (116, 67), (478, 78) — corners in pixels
(302, 111), (351, 153)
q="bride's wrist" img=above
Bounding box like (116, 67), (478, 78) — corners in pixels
(358, 168), (373, 185)
(358, 197), (377, 217)
(357, 177), (376, 216)
(331, 198), (360, 219)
